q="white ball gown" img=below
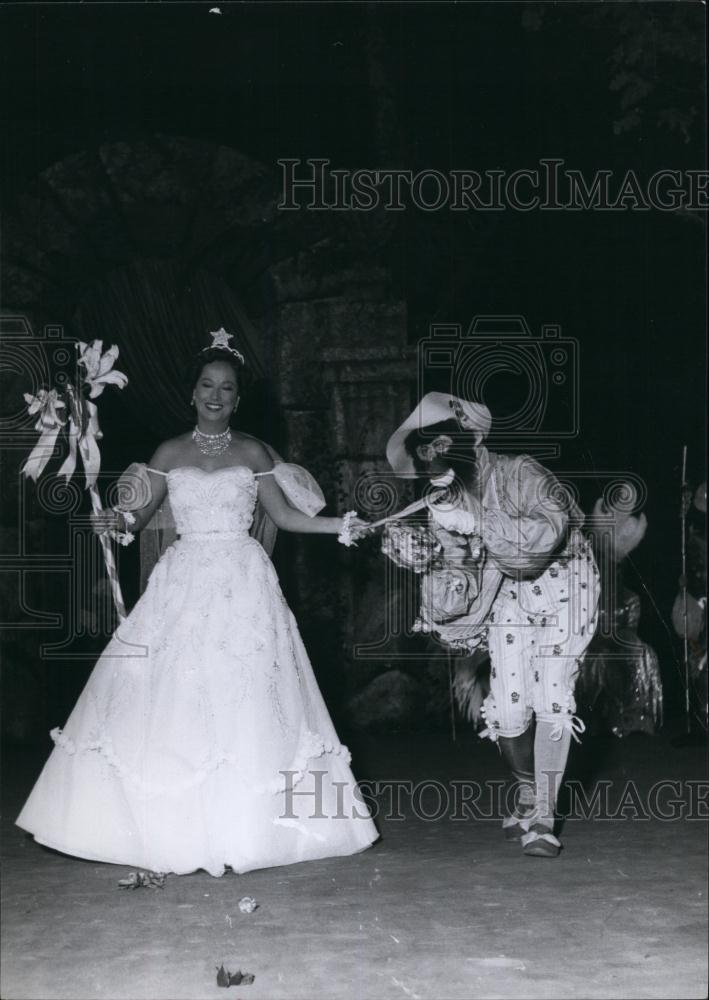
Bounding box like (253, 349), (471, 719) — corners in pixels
(16, 465), (378, 876)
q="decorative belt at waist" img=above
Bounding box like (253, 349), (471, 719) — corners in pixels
(177, 531), (250, 540)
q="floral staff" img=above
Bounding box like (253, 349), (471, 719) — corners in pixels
(22, 340), (129, 620)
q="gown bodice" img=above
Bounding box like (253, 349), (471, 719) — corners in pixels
(167, 465), (258, 537)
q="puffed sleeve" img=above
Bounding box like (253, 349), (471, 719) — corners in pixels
(481, 455), (569, 576)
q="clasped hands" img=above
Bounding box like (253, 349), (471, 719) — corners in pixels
(90, 509), (129, 535)
(91, 507), (132, 535)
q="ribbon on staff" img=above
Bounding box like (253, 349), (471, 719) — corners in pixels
(88, 482), (127, 621)
(58, 387), (103, 487)
(21, 389), (67, 482)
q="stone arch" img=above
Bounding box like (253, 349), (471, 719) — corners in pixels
(2, 137), (316, 429)
(2, 134), (405, 434)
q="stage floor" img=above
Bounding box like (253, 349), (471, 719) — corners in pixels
(2, 727), (707, 1000)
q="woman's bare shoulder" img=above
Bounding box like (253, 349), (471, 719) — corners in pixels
(232, 433), (274, 472)
(149, 433), (192, 471)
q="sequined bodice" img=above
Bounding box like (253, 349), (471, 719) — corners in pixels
(167, 466), (257, 536)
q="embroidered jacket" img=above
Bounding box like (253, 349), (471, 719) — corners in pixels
(429, 448), (584, 579)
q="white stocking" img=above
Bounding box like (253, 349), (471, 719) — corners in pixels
(533, 719), (572, 831)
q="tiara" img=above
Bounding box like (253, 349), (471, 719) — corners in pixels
(202, 328), (245, 365)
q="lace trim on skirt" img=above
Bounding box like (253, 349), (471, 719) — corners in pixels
(49, 726), (352, 800)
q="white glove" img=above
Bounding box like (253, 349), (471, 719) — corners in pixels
(429, 505), (477, 535)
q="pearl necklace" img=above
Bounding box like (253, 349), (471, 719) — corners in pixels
(192, 425), (232, 456)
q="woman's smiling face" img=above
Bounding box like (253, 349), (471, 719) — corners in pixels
(193, 361), (239, 424)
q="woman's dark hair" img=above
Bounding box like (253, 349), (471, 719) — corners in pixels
(185, 348), (246, 392)
(404, 418), (479, 484)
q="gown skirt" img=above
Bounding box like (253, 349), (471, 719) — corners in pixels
(16, 467), (378, 876)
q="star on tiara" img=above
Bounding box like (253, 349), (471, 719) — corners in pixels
(203, 328), (245, 364)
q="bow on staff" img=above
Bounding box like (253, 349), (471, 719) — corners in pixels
(22, 340), (129, 621)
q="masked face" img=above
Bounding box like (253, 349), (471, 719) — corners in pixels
(416, 434), (453, 476)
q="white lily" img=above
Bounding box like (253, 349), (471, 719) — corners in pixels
(77, 340), (128, 398)
(23, 388), (66, 428)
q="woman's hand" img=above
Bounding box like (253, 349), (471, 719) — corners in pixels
(90, 509), (124, 536)
(346, 516), (375, 540)
(335, 514), (377, 546)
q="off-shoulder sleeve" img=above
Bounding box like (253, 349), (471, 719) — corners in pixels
(481, 455), (569, 575)
(115, 462), (162, 509)
(255, 462), (326, 517)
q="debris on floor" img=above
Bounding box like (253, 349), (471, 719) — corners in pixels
(238, 895), (259, 913)
(216, 964), (255, 987)
(117, 871), (167, 890)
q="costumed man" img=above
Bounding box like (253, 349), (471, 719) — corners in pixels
(577, 487), (663, 737)
(672, 482), (707, 727)
(381, 392), (600, 857)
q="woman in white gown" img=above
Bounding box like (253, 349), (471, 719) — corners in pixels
(16, 338), (378, 877)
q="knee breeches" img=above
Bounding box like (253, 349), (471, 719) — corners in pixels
(481, 540), (600, 740)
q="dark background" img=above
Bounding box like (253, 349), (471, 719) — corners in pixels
(1, 2), (706, 727)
